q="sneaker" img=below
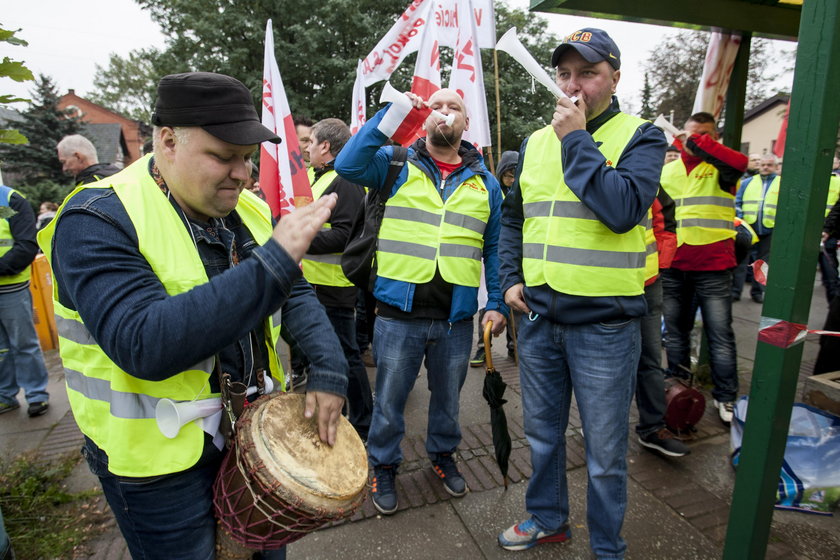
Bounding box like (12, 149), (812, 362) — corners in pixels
(27, 401), (49, 417)
(290, 367), (308, 390)
(432, 452), (467, 497)
(0, 401), (20, 415)
(371, 465), (398, 515)
(714, 399), (734, 424)
(639, 428), (690, 457)
(751, 293), (764, 304)
(469, 347), (485, 368)
(498, 518), (572, 551)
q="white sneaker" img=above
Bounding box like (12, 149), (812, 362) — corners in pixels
(714, 399), (734, 423)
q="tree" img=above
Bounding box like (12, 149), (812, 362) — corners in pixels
(0, 25), (34, 145)
(0, 75), (81, 185)
(643, 30), (786, 127)
(639, 72), (655, 121)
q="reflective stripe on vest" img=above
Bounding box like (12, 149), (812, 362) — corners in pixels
(520, 113), (648, 297)
(376, 164), (489, 288)
(37, 154), (284, 477)
(661, 159), (736, 246)
(643, 210), (659, 282)
(302, 169), (354, 287)
(0, 186), (31, 285)
(740, 175), (780, 229)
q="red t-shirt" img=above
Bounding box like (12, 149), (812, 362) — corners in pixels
(432, 157), (460, 179)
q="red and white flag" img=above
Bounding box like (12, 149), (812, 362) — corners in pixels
(448, 0), (491, 149)
(260, 19), (312, 218)
(377, 86), (433, 146)
(773, 99), (790, 158)
(411, 22), (441, 100)
(350, 60), (367, 134)
(692, 29), (742, 121)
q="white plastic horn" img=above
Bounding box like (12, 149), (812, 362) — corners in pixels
(155, 397), (222, 439)
(495, 27), (577, 103)
(379, 82), (455, 127)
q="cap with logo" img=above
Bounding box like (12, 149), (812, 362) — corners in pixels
(551, 28), (621, 70)
(152, 72), (281, 145)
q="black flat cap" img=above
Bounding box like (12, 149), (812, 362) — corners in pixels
(151, 72), (281, 145)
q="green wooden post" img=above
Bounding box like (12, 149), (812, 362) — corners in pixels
(723, 2), (840, 559)
(722, 32), (751, 151)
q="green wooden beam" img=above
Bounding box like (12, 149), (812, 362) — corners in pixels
(722, 32), (751, 150)
(530, 0), (799, 39)
(723, 0), (840, 558)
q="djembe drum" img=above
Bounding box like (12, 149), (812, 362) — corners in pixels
(213, 392), (368, 558)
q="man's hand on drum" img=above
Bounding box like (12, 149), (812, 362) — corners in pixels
(272, 193), (337, 263)
(305, 391), (345, 446)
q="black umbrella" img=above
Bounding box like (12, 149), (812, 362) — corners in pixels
(481, 320), (512, 489)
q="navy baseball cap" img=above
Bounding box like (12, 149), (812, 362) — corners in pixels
(551, 28), (621, 70)
(152, 72), (281, 146)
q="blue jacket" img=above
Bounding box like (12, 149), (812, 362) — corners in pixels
(47, 174), (348, 398)
(335, 106), (508, 323)
(498, 98), (666, 324)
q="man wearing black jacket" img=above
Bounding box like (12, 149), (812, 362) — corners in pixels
(0, 185), (51, 417)
(301, 118), (371, 440)
(57, 134), (120, 186)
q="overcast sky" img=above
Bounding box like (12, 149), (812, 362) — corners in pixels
(3, 0), (793, 118)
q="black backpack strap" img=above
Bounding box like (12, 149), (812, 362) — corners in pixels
(380, 146), (408, 197)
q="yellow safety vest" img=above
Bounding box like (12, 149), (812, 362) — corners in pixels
(520, 113), (649, 297)
(661, 159), (736, 246)
(376, 164), (489, 288)
(0, 186), (31, 285)
(740, 175), (780, 229)
(37, 154), (284, 477)
(826, 176), (840, 218)
(301, 169), (354, 288)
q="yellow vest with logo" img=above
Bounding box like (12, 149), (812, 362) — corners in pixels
(740, 175), (780, 229)
(0, 186), (31, 285)
(827, 176), (840, 218)
(661, 159), (736, 246)
(376, 164), (489, 288)
(520, 113), (648, 297)
(37, 155), (284, 477)
(302, 169), (354, 287)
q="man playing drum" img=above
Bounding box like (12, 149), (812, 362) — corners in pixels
(38, 72), (347, 559)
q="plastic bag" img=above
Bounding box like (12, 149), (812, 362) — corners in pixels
(731, 396), (840, 515)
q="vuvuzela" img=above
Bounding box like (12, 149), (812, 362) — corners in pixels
(496, 27), (578, 103)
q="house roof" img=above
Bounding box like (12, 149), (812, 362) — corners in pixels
(743, 93), (789, 122)
(81, 123), (127, 166)
(0, 107), (24, 127)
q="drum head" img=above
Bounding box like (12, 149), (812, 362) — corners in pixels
(247, 393), (368, 513)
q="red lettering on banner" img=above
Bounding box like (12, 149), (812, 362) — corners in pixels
(455, 39), (476, 82)
(435, 2), (459, 28)
(474, 8), (482, 26)
(431, 40), (440, 70)
(262, 80), (275, 115)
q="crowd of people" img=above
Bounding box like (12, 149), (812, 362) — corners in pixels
(0, 24), (838, 560)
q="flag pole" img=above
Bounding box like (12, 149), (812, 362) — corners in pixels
(493, 47), (503, 166)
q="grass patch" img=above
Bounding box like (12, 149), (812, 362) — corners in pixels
(0, 452), (106, 560)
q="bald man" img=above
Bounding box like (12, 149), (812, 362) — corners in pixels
(335, 88), (508, 515)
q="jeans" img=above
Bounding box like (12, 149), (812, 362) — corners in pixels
(0, 287), (49, 406)
(83, 438), (286, 559)
(732, 233), (772, 299)
(636, 279), (666, 437)
(324, 305), (372, 439)
(661, 268), (738, 402)
(367, 315), (472, 466)
(518, 315), (639, 559)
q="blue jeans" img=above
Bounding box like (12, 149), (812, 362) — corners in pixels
(0, 287), (49, 406)
(636, 279), (666, 437)
(83, 438), (286, 559)
(518, 315), (639, 559)
(367, 315), (472, 466)
(661, 268), (738, 402)
(324, 305), (372, 439)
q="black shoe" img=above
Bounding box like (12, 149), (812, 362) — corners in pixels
(0, 401), (20, 415)
(469, 348), (485, 368)
(27, 401), (49, 417)
(288, 368), (308, 390)
(507, 347), (515, 359)
(432, 452), (467, 496)
(371, 465), (398, 515)
(639, 428), (690, 457)
(751, 293), (764, 303)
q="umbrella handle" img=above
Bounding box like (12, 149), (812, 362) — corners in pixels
(483, 320), (495, 370)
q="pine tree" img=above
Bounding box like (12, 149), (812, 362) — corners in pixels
(639, 73), (655, 121)
(0, 74), (82, 185)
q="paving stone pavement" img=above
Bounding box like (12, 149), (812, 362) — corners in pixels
(6, 280), (839, 558)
